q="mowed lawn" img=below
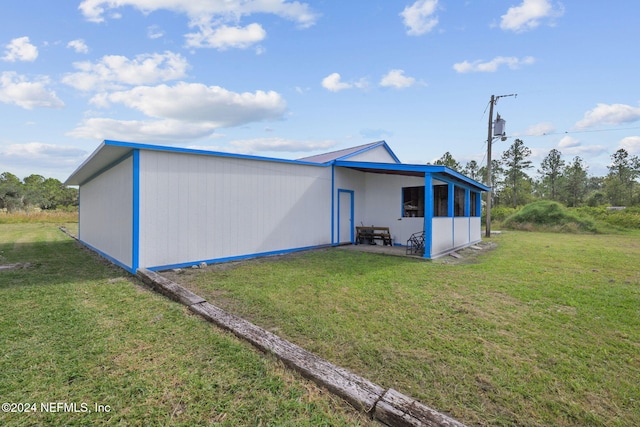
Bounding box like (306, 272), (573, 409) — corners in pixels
(0, 223), (372, 426)
(168, 231), (640, 427)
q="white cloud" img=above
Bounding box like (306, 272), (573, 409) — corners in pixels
(379, 69), (416, 89)
(2, 36), (38, 62)
(62, 51), (189, 91)
(70, 82), (287, 141)
(321, 73), (368, 92)
(522, 122), (555, 136)
(147, 25), (164, 39)
(618, 136), (640, 154)
(0, 142), (87, 167)
(185, 23), (266, 50)
(575, 103), (640, 129)
(557, 135), (607, 156)
(67, 39), (89, 54)
(500, 0), (564, 33)
(67, 118), (220, 142)
(321, 73), (351, 92)
(0, 72), (64, 110)
(453, 56), (535, 73)
(94, 82), (286, 126)
(79, 0), (317, 26)
(79, 0), (318, 50)
(400, 0), (439, 36)
(558, 135), (580, 148)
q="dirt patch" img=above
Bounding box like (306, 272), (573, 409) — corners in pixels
(0, 262), (32, 271)
(433, 240), (499, 265)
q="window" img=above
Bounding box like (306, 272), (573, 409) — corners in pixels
(454, 186), (465, 217)
(403, 186), (424, 217)
(433, 185), (448, 217)
(470, 192), (478, 216)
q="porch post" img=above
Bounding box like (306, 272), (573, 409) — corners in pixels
(464, 188), (470, 217)
(448, 182), (455, 249)
(423, 173), (433, 259)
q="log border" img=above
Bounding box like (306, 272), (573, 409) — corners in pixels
(136, 268), (468, 427)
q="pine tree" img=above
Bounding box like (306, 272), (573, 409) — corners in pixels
(501, 139), (533, 208)
(538, 149), (565, 200)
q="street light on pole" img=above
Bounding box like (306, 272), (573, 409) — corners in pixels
(485, 93), (516, 238)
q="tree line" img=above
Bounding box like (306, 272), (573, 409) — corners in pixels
(3, 140), (639, 213)
(434, 140), (640, 208)
(0, 172), (78, 212)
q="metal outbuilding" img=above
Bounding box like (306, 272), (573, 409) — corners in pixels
(65, 140), (489, 273)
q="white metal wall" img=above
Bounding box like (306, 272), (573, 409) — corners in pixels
(432, 217), (454, 256)
(453, 217), (470, 248)
(138, 151), (332, 269)
(347, 146), (398, 163)
(79, 156), (133, 269)
(470, 217), (482, 242)
(432, 217), (481, 258)
(362, 173), (424, 245)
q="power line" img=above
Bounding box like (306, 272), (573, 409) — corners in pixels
(518, 125), (640, 138)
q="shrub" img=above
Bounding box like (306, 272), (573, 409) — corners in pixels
(574, 206), (640, 230)
(502, 201), (598, 233)
(485, 206), (519, 223)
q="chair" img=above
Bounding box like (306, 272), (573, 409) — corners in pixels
(406, 231), (425, 255)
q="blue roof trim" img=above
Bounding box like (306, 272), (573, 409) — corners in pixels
(333, 160), (490, 192)
(102, 140), (328, 167)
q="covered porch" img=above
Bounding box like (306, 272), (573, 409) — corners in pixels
(333, 161), (490, 259)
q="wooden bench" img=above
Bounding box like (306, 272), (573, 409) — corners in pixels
(355, 226), (392, 246)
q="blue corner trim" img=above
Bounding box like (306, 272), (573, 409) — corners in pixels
(331, 165), (335, 244)
(132, 149), (140, 272)
(423, 173), (433, 259)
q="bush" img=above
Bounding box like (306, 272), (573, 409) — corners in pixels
(575, 206), (640, 230)
(486, 206), (519, 223)
(502, 201), (598, 233)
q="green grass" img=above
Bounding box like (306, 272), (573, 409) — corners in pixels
(168, 231), (640, 427)
(0, 223), (372, 426)
(0, 210), (78, 224)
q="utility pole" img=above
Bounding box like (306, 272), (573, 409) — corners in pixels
(485, 93), (516, 238)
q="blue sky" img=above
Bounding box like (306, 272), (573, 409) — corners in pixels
(1, 0), (639, 181)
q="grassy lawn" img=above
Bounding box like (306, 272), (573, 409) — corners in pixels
(167, 231), (640, 427)
(0, 223), (372, 426)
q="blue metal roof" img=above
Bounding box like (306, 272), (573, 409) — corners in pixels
(297, 140), (401, 164)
